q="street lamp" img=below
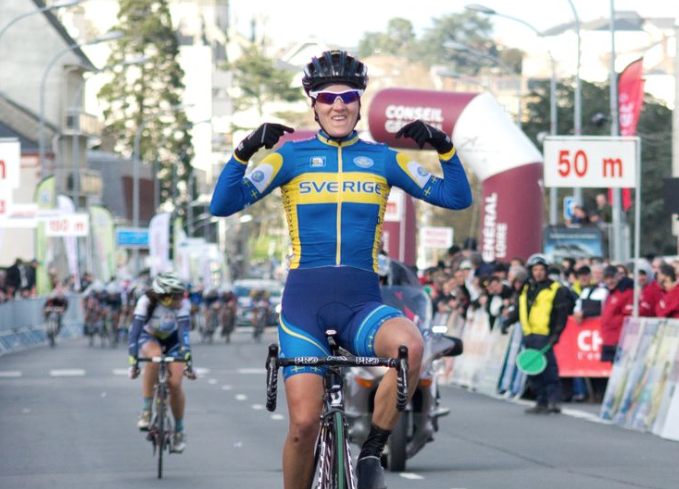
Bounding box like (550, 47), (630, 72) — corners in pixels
(0, 0), (83, 52)
(443, 40), (523, 128)
(465, 4), (560, 225)
(566, 0), (583, 207)
(39, 30), (123, 178)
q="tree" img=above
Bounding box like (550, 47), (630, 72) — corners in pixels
(225, 45), (304, 120)
(98, 0), (192, 219)
(358, 18), (418, 58)
(523, 79), (675, 255)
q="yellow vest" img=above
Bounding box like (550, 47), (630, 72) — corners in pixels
(519, 281), (560, 336)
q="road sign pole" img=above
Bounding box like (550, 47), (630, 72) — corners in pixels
(632, 139), (642, 317)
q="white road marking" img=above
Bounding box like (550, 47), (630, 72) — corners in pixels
(207, 379), (218, 385)
(195, 367), (211, 375)
(22, 408), (31, 414)
(0, 371), (22, 378)
(235, 394), (248, 401)
(237, 368), (266, 374)
(399, 473), (424, 480)
(112, 369), (128, 376)
(49, 369), (85, 377)
(221, 385), (233, 391)
(270, 414), (285, 420)
(251, 404), (265, 410)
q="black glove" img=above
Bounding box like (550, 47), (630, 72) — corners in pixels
(234, 123), (294, 161)
(395, 120), (453, 153)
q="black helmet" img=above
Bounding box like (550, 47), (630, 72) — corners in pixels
(302, 50), (368, 95)
(526, 253), (549, 269)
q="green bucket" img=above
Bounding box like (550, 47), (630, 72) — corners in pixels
(515, 343), (553, 375)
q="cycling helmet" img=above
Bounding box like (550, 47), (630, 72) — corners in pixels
(526, 253), (550, 269)
(302, 50), (368, 95)
(152, 272), (185, 295)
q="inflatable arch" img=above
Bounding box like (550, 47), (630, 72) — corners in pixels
(368, 88), (544, 263)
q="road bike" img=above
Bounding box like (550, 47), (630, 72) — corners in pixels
(138, 356), (190, 479)
(265, 330), (409, 489)
(44, 307), (62, 347)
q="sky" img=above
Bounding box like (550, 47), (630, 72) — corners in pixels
(229, 0), (677, 49)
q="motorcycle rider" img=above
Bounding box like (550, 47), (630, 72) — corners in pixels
(210, 50), (471, 489)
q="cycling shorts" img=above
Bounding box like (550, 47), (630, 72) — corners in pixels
(278, 267), (404, 379)
(137, 330), (182, 358)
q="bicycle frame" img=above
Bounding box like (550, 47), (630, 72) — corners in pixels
(138, 356), (188, 479)
(265, 331), (409, 489)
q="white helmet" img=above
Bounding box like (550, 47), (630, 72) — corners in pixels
(152, 272), (185, 295)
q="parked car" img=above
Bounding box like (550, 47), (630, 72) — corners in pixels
(233, 279), (283, 327)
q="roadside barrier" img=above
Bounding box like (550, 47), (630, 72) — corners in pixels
(438, 308), (679, 442)
(0, 294), (84, 356)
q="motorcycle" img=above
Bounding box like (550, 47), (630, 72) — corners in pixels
(343, 285), (463, 472)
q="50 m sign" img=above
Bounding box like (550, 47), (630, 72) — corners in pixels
(543, 136), (639, 188)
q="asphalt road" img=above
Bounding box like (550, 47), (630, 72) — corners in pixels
(1, 329), (677, 489)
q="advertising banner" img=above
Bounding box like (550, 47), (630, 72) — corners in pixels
(612, 319), (661, 427)
(89, 205), (115, 281)
(368, 89), (543, 261)
(543, 226), (603, 264)
(56, 196), (79, 286)
(628, 321), (679, 432)
(656, 331), (679, 441)
(600, 317), (646, 420)
(33, 176), (56, 295)
(450, 310), (492, 389)
(554, 317), (612, 377)
(617, 58), (644, 210)
(475, 322), (513, 396)
(149, 213), (171, 276)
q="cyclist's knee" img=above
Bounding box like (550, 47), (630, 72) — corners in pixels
(287, 413), (320, 446)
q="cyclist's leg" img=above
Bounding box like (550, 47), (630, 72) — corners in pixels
(139, 338), (162, 404)
(282, 374), (323, 489)
(370, 317), (423, 429)
(166, 341), (186, 423)
(278, 312), (330, 489)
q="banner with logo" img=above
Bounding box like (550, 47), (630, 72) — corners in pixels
(33, 176), (56, 295)
(616, 58), (644, 211)
(554, 317), (612, 377)
(89, 205), (115, 281)
(149, 212), (171, 276)
(475, 322), (513, 396)
(450, 310), (492, 389)
(600, 318), (646, 420)
(57, 195), (79, 286)
(612, 319), (661, 426)
(628, 321), (679, 432)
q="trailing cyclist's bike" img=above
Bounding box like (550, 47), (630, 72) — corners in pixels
(138, 356), (191, 479)
(266, 331), (409, 489)
(44, 307), (62, 347)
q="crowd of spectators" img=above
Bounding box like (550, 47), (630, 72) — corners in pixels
(0, 259), (94, 304)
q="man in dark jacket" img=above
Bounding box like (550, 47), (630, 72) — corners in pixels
(600, 265), (634, 362)
(506, 254), (571, 414)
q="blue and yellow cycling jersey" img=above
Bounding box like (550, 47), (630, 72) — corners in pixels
(210, 130), (472, 273)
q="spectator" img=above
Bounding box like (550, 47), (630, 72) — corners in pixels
(26, 259), (39, 295)
(655, 264), (679, 318)
(505, 254), (571, 414)
(600, 265), (634, 363)
(637, 260), (664, 317)
(484, 276), (513, 330)
(6, 258), (29, 298)
(572, 265), (608, 323)
(567, 205), (590, 226)
(593, 193), (612, 223)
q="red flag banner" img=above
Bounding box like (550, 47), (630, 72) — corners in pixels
(616, 58), (645, 211)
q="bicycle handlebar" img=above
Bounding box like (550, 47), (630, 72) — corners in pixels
(265, 344), (409, 412)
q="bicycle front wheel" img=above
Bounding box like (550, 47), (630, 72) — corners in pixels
(157, 393), (166, 479)
(315, 411), (353, 489)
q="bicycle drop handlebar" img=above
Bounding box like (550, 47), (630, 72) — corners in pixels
(265, 344), (409, 412)
(138, 356), (190, 364)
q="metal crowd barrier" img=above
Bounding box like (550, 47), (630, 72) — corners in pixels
(0, 294), (84, 356)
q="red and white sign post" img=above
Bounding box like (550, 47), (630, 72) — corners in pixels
(544, 136), (642, 315)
